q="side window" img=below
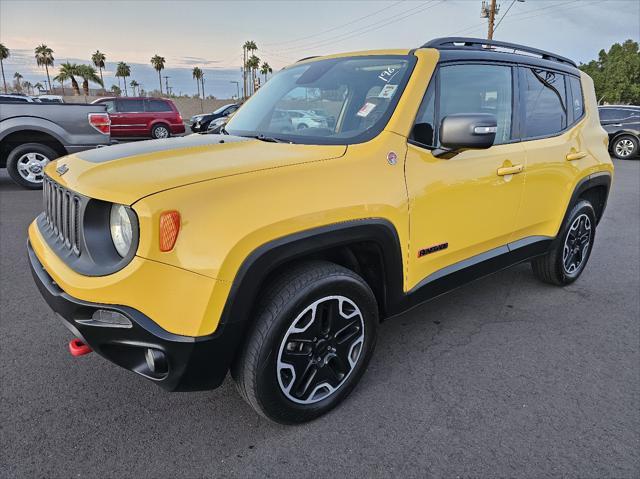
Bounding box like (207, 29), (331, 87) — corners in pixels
(568, 75), (584, 123)
(411, 77), (436, 147)
(438, 64), (513, 145)
(598, 109), (615, 121)
(146, 99), (172, 112)
(101, 100), (116, 113)
(117, 99), (144, 112)
(521, 68), (567, 138)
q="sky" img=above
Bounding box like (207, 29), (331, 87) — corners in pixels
(1, 0), (638, 98)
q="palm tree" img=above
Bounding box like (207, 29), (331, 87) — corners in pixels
(130, 79), (139, 96)
(115, 62), (131, 96)
(34, 44), (54, 91)
(55, 62), (81, 95)
(110, 84), (121, 96)
(0, 43), (9, 93)
(91, 50), (106, 90)
(247, 54), (260, 95)
(192, 67), (203, 98)
(260, 62), (272, 83)
(13, 72), (23, 92)
(242, 41), (257, 98)
(150, 55), (165, 95)
(34, 82), (44, 94)
(23, 80), (33, 95)
(77, 64), (103, 95)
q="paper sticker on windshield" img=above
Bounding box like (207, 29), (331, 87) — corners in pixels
(378, 84), (398, 99)
(357, 102), (377, 117)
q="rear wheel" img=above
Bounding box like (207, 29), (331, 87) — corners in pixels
(151, 124), (170, 139)
(531, 200), (596, 285)
(611, 135), (638, 159)
(6, 143), (58, 189)
(232, 261), (378, 424)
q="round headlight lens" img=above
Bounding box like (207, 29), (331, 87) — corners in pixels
(110, 204), (133, 257)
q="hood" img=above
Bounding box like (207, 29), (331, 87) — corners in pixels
(46, 134), (347, 205)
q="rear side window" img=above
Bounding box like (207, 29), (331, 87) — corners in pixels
(521, 68), (567, 138)
(567, 76), (584, 122)
(0, 96), (29, 102)
(117, 99), (145, 112)
(146, 99), (172, 112)
(438, 64), (513, 145)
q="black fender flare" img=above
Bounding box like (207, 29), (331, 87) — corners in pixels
(560, 171), (612, 229)
(213, 219), (405, 367)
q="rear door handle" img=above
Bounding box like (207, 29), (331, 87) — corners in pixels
(497, 164), (524, 176)
(566, 151), (587, 161)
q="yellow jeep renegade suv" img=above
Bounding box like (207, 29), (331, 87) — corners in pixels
(28, 38), (613, 423)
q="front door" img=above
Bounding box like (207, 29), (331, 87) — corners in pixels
(405, 63), (526, 289)
(114, 98), (147, 136)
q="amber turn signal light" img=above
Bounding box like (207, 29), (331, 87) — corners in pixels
(159, 211), (180, 252)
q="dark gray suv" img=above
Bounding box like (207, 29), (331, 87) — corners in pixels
(598, 105), (640, 159)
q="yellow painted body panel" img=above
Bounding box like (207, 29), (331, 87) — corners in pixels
(28, 48), (613, 338)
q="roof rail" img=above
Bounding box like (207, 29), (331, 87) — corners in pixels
(296, 56), (319, 63)
(422, 37), (577, 67)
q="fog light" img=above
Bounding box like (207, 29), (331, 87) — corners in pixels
(145, 348), (168, 376)
(76, 309), (132, 328)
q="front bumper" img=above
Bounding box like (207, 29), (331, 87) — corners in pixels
(28, 241), (242, 391)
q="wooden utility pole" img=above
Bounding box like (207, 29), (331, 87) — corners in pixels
(482, 0), (500, 40)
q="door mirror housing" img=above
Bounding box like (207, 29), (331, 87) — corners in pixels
(434, 113), (498, 158)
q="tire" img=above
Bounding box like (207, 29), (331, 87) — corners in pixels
(6, 143), (59, 189)
(531, 200), (596, 286)
(611, 134), (638, 159)
(232, 261), (378, 424)
(297, 123), (308, 130)
(151, 124), (170, 139)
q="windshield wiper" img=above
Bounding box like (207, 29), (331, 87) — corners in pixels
(253, 134), (290, 143)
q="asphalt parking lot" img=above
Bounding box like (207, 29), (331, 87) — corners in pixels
(1, 158), (638, 478)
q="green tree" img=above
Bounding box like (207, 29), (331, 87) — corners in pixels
(150, 55), (166, 95)
(242, 40), (257, 98)
(0, 43), (9, 93)
(34, 82), (44, 93)
(116, 62), (131, 96)
(580, 39), (640, 104)
(91, 50), (106, 89)
(77, 64), (103, 95)
(55, 62), (81, 95)
(192, 66), (203, 98)
(110, 84), (122, 96)
(247, 54), (260, 94)
(130, 79), (139, 96)
(34, 44), (54, 91)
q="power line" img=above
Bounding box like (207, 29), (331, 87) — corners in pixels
(493, 0), (518, 33)
(263, 0), (407, 47)
(269, 0), (444, 55)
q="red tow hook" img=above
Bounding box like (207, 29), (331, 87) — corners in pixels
(68, 338), (92, 357)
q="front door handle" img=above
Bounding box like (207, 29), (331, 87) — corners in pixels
(497, 164), (524, 176)
(566, 151), (587, 161)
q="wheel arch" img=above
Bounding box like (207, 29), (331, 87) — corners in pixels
(609, 130), (639, 148)
(566, 172), (611, 227)
(0, 129), (67, 167)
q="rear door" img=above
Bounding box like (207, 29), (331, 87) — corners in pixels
(513, 67), (590, 240)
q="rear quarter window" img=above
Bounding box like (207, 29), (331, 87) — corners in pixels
(117, 99), (145, 112)
(146, 100), (173, 112)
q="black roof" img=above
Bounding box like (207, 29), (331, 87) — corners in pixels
(422, 37), (579, 74)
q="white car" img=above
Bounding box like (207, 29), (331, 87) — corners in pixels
(286, 110), (329, 130)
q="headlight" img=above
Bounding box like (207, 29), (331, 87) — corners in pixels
(110, 204), (133, 257)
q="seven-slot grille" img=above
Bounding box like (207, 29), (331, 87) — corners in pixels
(42, 176), (82, 255)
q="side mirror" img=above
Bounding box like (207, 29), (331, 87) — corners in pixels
(435, 113), (497, 158)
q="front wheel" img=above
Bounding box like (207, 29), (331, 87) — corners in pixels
(6, 143), (58, 189)
(232, 261), (378, 424)
(151, 124), (170, 139)
(611, 135), (638, 159)
(531, 200), (596, 285)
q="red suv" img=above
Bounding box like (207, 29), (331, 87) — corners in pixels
(92, 97), (185, 139)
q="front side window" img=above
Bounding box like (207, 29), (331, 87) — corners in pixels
(438, 64), (513, 145)
(225, 56), (415, 145)
(521, 68), (567, 138)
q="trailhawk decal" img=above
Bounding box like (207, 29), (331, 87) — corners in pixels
(418, 242), (449, 257)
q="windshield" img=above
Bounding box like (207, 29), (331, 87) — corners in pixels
(225, 55), (414, 144)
